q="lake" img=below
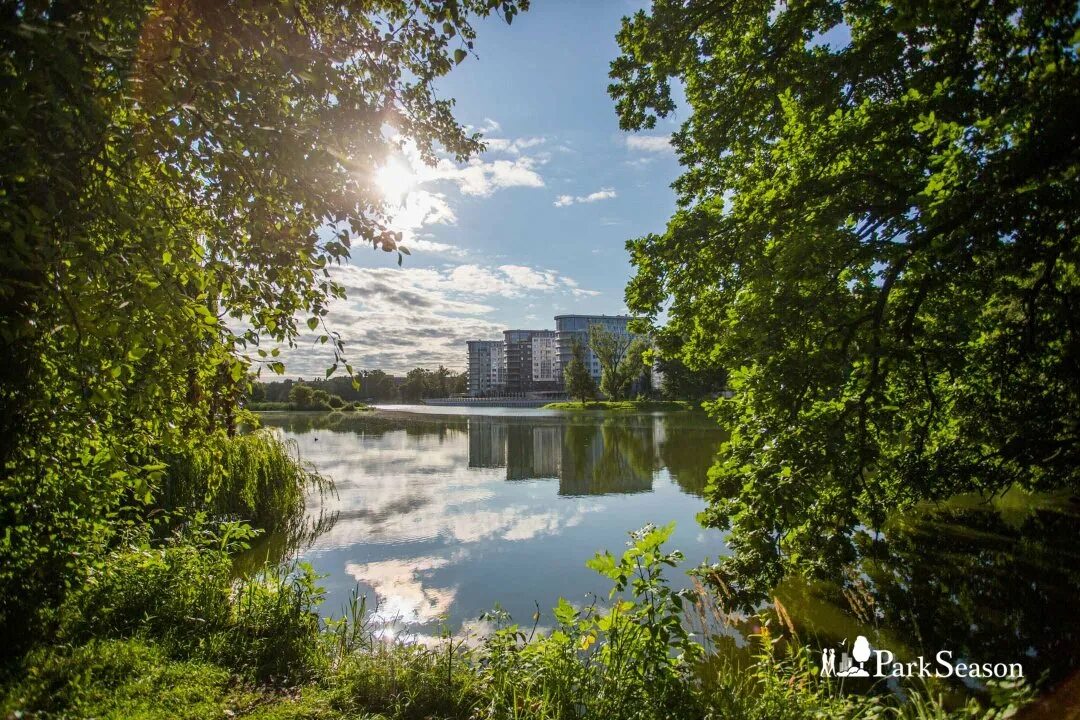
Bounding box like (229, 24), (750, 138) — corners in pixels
(255, 407), (725, 643)
(256, 407), (1080, 689)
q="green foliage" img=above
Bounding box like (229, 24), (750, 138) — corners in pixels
(161, 430), (320, 534)
(289, 383), (319, 410)
(651, 333), (728, 401)
(58, 542), (233, 646)
(473, 524), (1014, 720)
(52, 532), (327, 684)
(357, 368), (404, 401)
(0, 639), (234, 720)
(399, 365), (467, 402)
(543, 399), (694, 412)
(324, 642), (482, 720)
(612, 0), (1080, 606)
(202, 563), (326, 684)
(2, 524), (1033, 720)
(588, 324), (648, 400)
(477, 523), (703, 719)
(0, 0), (526, 644)
(253, 367), (466, 405)
(563, 338), (598, 403)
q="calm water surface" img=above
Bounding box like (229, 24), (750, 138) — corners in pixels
(256, 407), (1080, 688)
(258, 408), (725, 642)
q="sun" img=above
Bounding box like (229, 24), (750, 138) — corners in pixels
(374, 158), (416, 205)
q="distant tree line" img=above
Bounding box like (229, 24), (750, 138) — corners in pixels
(248, 367), (468, 408)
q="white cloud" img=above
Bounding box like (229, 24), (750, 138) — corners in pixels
(268, 263), (598, 376)
(426, 156), (545, 196)
(401, 236), (468, 258)
(388, 190), (456, 232)
(625, 135), (673, 153)
(553, 187), (617, 207)
(498, 265), (559, 291)
(370, 130), (548, 258)
(484, 136), (546, 155)
(346, 556), (456, 625)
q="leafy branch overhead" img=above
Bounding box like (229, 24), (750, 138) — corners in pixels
(0, 0), (526, 642)
(611, 0), (1080, 607)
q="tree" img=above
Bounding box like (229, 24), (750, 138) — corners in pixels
(450, 371), (469, 396)
(611, 0), (1080, 607)
(652, 333), (727, 401)
(564, 339), (598, 403)
(0, 0), (526, 642)
(432, 365), (452, 397)
(400, 368), (430, 402)
(289, 384), (316, 410)
(358, 370), (398, 402)
(588, 324), (647, 400)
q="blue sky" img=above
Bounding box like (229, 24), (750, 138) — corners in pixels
(284, 2), (683, 377)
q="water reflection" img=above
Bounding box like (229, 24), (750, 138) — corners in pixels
(770, 493), (1080, 689)
(467, 417), (671, 495)
(255, 410), (726, 638)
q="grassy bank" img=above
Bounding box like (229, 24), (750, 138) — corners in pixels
(0, 520), (1031, 719)
(544, 399), (698, 412)
(246, 401), (373, 412)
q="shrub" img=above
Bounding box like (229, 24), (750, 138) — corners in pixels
(477, 523), (706, 720)
(0, 639), (232, 720)
(58, 542), (232, 646)
(326, 642), (481, 720)
(161, 430), (321, 533)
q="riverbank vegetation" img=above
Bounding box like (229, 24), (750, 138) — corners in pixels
(544, 399), (696, 412)
(249, 366), (469, 407)
(246, 381), (372, 412)
(2, 524), (1030, 719)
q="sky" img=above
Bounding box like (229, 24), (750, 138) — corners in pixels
(281, 2), (684, 378)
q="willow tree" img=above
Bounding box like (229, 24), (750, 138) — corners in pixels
(610, 0), (1080, 606)
(0, 0), (525, 639)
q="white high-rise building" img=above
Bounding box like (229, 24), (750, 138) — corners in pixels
(531, 334), (558, 383)
(466, 340), (505, 397)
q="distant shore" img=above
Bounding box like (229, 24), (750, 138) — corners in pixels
(541, 400), (698, 412)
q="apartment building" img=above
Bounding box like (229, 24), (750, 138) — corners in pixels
(467, 315), (638, 397)
(466, 340), (505, 397)
(503, 329), (559, 395)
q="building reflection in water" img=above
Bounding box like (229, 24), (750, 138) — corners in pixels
(466, 415), (719, 496)
(466, 416), (660, 496)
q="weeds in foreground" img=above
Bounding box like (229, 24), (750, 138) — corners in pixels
(2, 524), (1035, 720)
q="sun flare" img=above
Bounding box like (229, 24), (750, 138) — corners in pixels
(374, 158), (416, 205)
